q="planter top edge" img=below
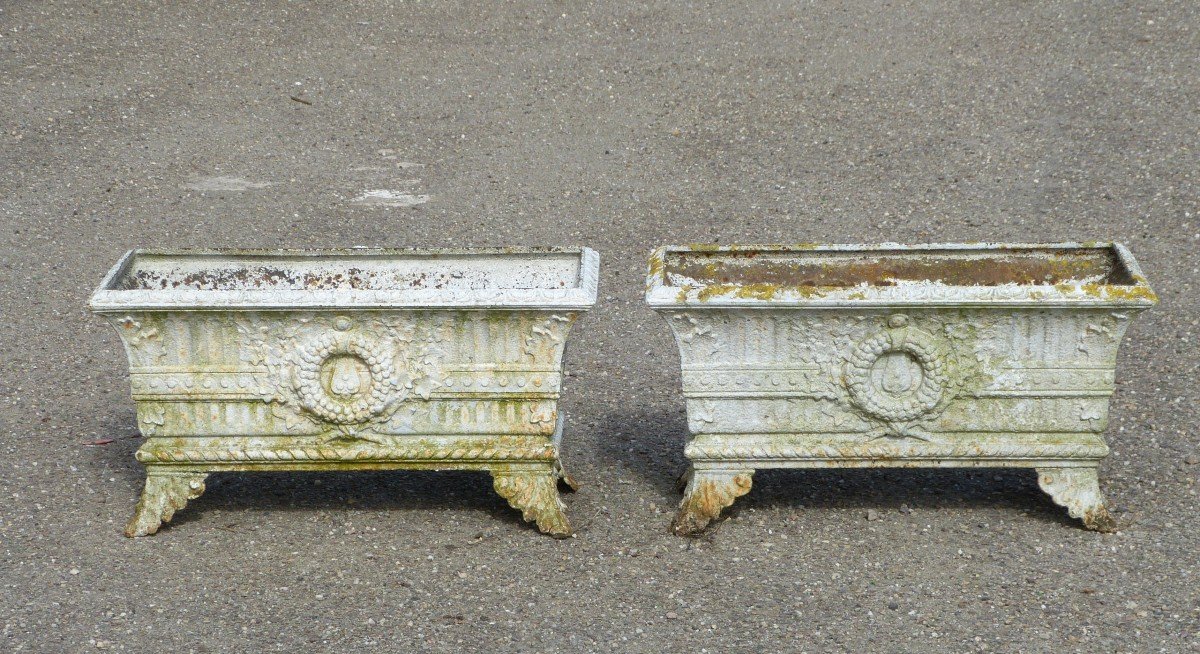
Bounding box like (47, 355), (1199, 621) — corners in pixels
(89, 247), (599, 312)
(109, 246), (592, 257)
(645, 242), (1156, 309)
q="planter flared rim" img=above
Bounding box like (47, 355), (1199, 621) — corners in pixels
(90, 247), (600, 312)
(645, 242), (1156, 309)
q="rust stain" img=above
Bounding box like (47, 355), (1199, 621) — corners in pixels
(668, 248), (1135, 289)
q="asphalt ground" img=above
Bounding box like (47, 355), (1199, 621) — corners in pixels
(1, 2), (1197, 652)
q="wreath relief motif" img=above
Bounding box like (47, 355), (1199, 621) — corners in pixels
(293, 328), (401, 425)
(235, 313), (448, 440)
(845, 314), (950, 434)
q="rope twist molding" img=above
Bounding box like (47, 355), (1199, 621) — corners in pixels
(137, 444), (557, 463)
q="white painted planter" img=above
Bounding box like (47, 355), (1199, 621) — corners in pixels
(90, 248), (598, 537)
(646, 244), (1155, 535)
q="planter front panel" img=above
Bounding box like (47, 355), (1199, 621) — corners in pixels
(111, 310), (571, 444)
(667, 308), (1127, 442)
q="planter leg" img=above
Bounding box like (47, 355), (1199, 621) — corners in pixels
(1036, 467), (1117, 532)
(125, 470), (209, 537)
(492, 470), (572, 538)
(552, 459), (579, 493)
(675, 468), (692, 493)
(672, 469), (754, 537)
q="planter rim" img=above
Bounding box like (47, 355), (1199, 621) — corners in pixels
(90, 247), (599, 312)
(645, 242), (1156, 309)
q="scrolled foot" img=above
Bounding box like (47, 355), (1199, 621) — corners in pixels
(1036, 467), (1117, 532)
(492, 471), (572, 538)
(671, 469), (754, 537)
(124, 471), (209, 537)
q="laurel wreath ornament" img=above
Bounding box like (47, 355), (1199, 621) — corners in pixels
(845, 314), (948, 424)
(293, 332), (401, 425)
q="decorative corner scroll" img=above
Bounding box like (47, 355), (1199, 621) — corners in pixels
(521, 314), (575, 360)
(134, 403), (167, 437)
(115, 314), (167, 363)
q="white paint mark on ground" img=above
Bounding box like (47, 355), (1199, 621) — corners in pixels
(182, 176), (272, 191)
(351, 189), (430, 207)
(376, 149), (425, 169)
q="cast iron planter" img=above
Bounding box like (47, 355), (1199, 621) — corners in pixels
(646, 243), (1155, 535)
(91, 248), (598, 537)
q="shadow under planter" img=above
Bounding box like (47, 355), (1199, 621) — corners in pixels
(645, 242), (1156, 535)
(90, 247), (598, 538)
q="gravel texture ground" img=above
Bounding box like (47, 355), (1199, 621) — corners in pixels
(1, 2), (1197, 652)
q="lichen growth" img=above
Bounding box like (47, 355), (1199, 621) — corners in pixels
(691, 282), (831, 302)
(646, 252), (666, 285)
(1055, 283), (1157, 303)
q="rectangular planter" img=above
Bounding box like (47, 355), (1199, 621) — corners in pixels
(646, 243), (1155, 535)
(90, 247), (598, 537)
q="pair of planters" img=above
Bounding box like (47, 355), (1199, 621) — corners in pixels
(89, 244), (1155, 538)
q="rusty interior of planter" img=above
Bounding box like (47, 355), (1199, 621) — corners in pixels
(111, 249), (586, 292)
(664, 245), (1138, 289)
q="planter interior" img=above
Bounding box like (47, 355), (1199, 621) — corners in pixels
(91, 248), (598, 538)
(646, 243), (1155, 535)
(662, 246), (1135, 288)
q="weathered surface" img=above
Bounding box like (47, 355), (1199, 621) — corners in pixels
(648, 244), (1155, 533)
(91, 249), (598, 537)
